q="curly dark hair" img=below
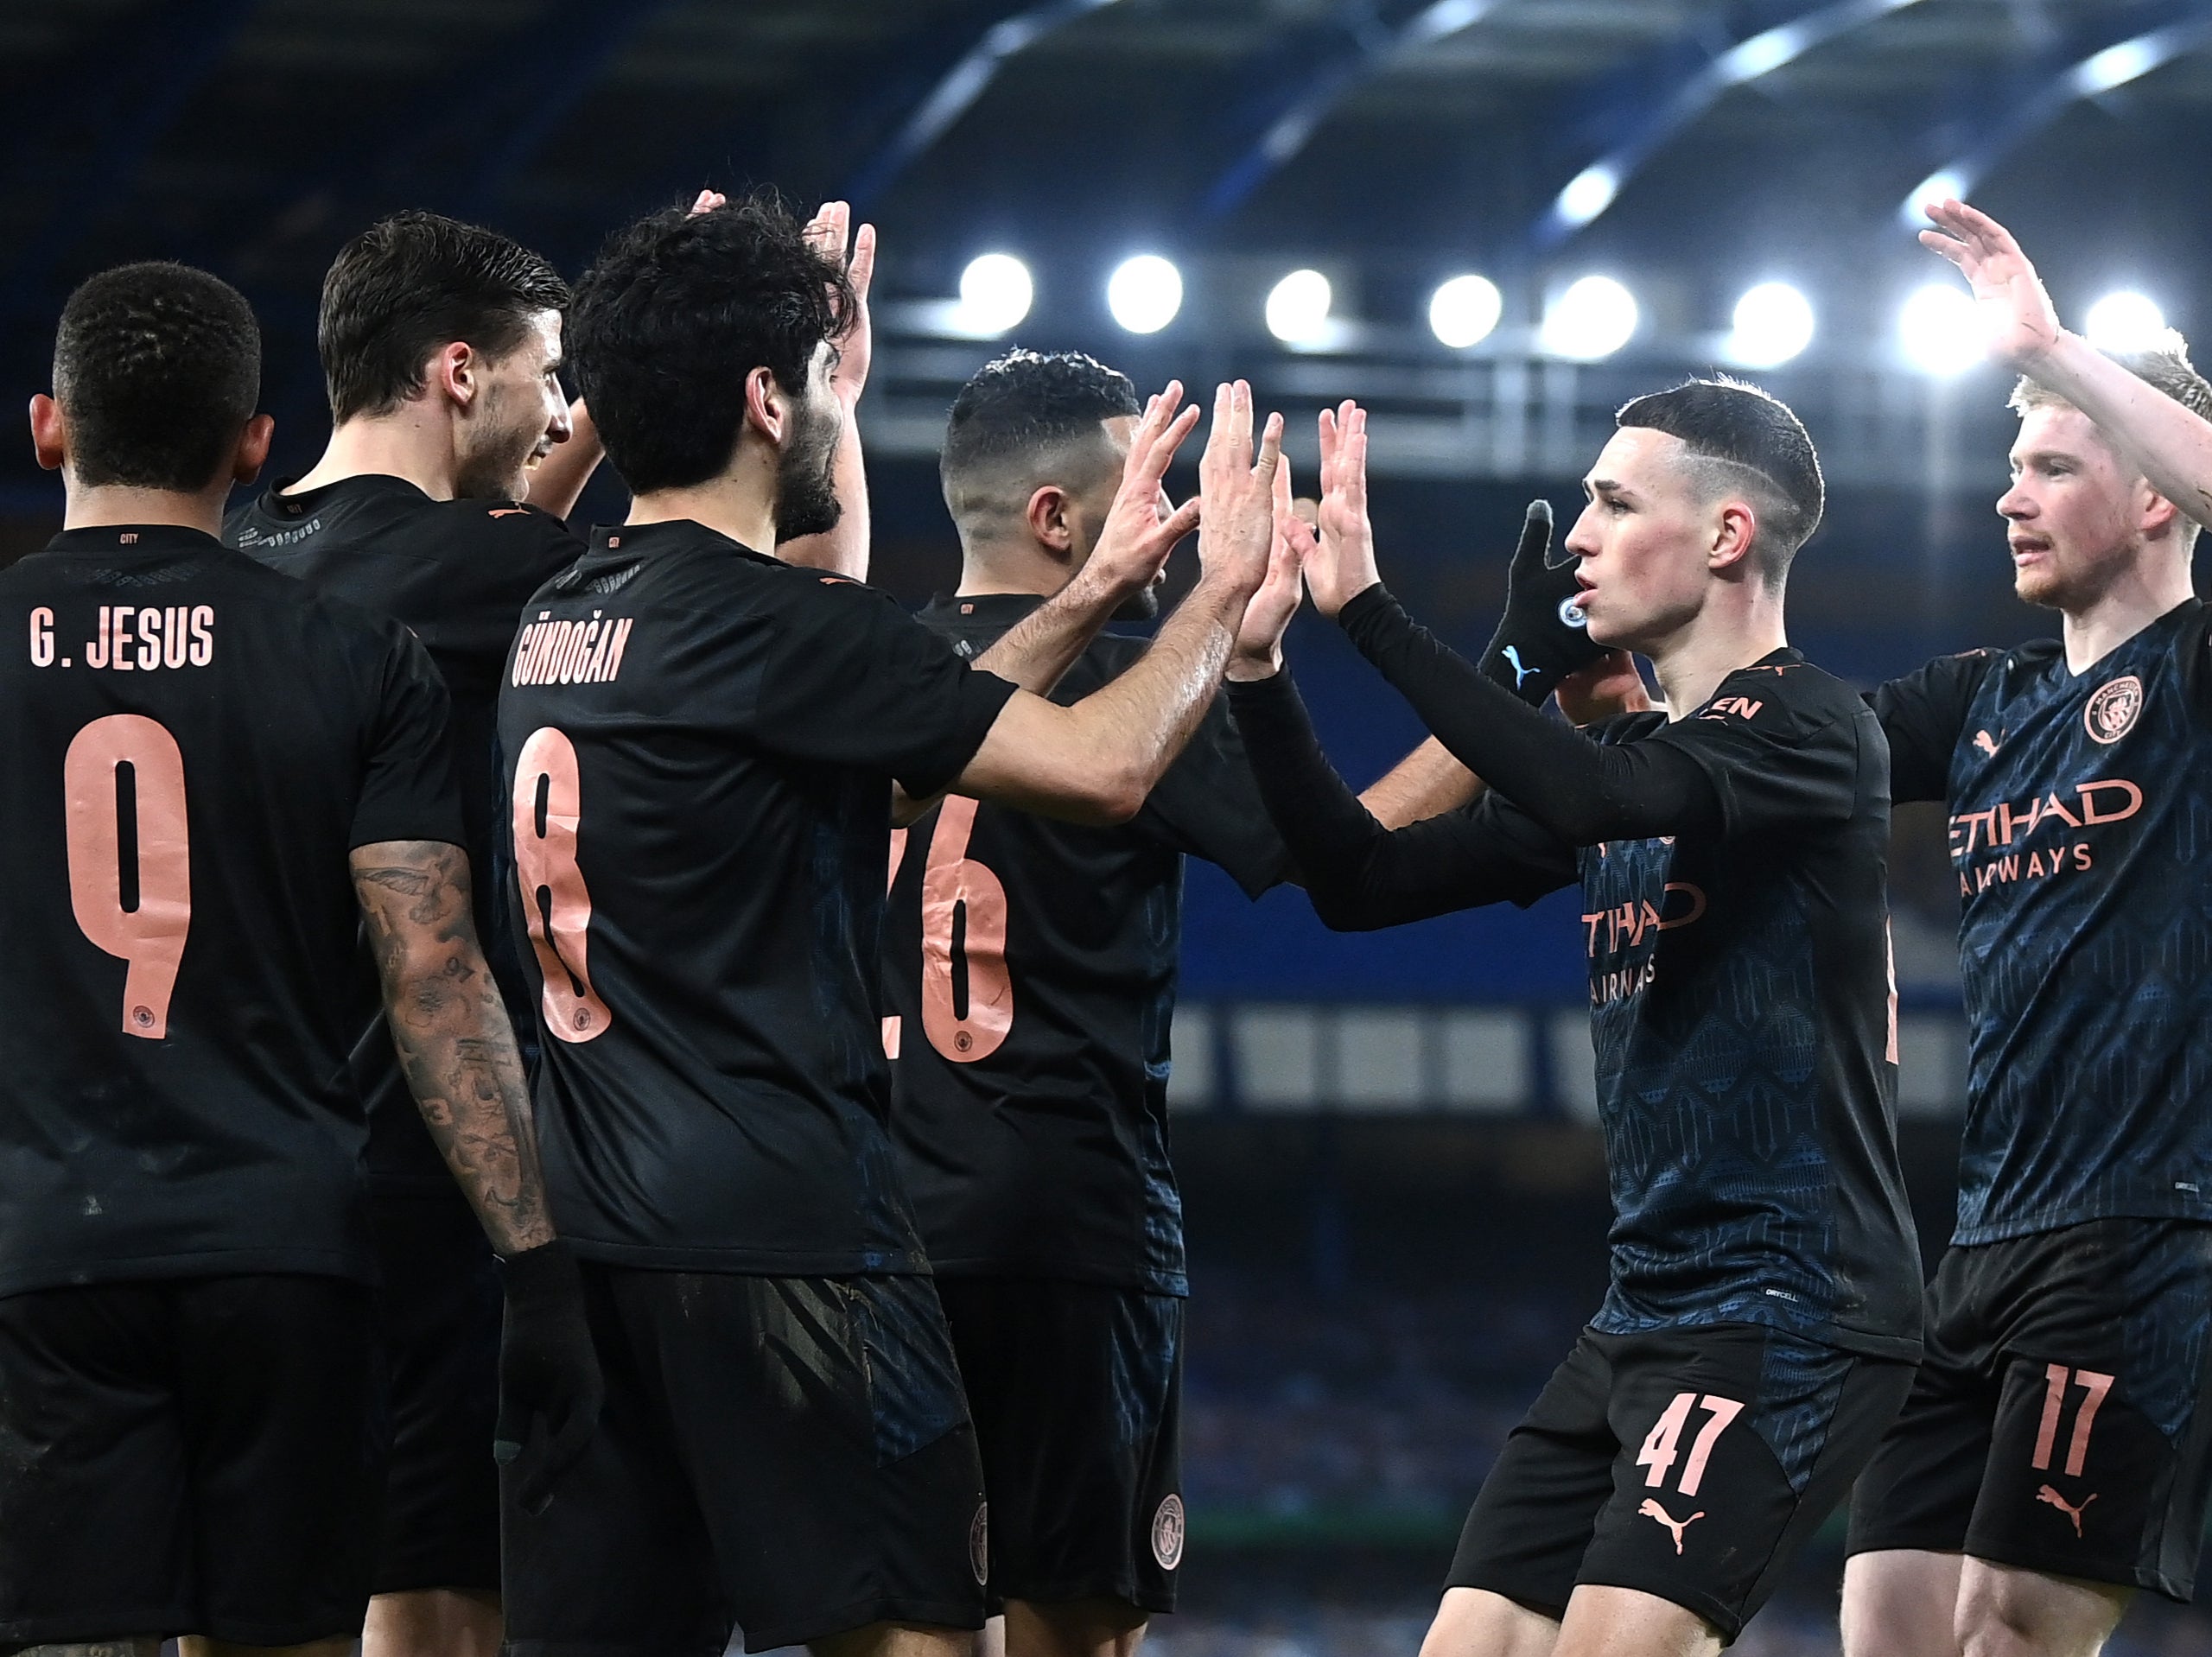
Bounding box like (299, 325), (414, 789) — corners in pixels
(569, 190), (855, 495)
(54, 262), (261, 492)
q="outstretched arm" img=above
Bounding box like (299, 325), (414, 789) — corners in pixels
(950, 381), (1281, 824)
(780, 200), (876, 579)
(1228, 670), (1573, 929)
(350, 839), (553, 1256)
(1923, 198), (2212, 528)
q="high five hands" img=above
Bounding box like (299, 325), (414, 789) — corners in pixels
(1289, 401), (1382, 618)
(1196, 380), (1285, 601)
(1919, 198), (2061, 369)
(1229, 433), (1305, 681)
(801, 199), (877, 408)
(1078, 382), (1205, 600)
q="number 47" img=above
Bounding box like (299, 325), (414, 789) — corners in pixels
(1637, 1392), (1745, 1498)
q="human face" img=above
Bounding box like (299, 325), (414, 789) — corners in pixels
(772, 341), (845, 543)
(1077, 413), (1166, 620)
(457, 308), (571, 501)
(1560, 426), (1724, 652)
(1999, 405), (2154, 612)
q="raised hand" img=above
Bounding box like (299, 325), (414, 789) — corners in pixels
(1919, 198), (2060, 368)
(804, 200), (876, 404)
(1477, 500), (1605, 706)
(1302, 400), (1381, 617)
(1196, 380), (1284, 600)
(1230, 445), (1304, 680)
(1082, 382), (1204, 599)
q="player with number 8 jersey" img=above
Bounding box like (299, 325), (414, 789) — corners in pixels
(493, 196), (1286, 1657)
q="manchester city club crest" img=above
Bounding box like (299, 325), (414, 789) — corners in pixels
(2084, 675), (2144, 745)
(1151, 1493), (1185, 1571)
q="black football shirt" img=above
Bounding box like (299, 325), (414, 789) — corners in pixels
(1874, 601), (2212, 1243)
(1236, 651), (1923, 1357)
(496, 520), (1019, 1273)
(225, 474), (582, 1189)
(884, 593), (1291, 1294)
(0, 524), (464, 1296)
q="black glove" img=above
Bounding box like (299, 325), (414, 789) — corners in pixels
(494, 1238), (604, 1514)
(1476, 500), (1605, 708)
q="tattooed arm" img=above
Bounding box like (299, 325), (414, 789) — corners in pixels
(350, 839), (556, 1256)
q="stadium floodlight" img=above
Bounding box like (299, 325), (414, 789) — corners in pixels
(1264, 269), (1332, 345)
(1540, 276), (1638, 360)
(1555, 164), (1619, 231)
(1726, 282), (1815, 369)
(1107, 255), (1182, 334)
(953, 253), (1033, 335)
(1899, 283), (1985, 375)
(1428, 274), (1503, 349)
(2085, 290), (2168, 353)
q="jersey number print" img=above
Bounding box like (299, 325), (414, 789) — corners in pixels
(905, 797), (1014, 1063)
(512, 727), (613, 1043)
(63, 714), (191, 1040)
(1637, 1391), (1745, 1498)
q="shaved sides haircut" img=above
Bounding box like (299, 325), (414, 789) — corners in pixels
(941, 349), (1140, 536)
(1617, 376), (1826, 585)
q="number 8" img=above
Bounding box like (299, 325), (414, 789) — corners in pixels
(64, 714), (191, 1039)
(512, 727), (613, 1043)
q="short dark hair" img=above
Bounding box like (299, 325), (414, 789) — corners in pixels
(1616, 376), (1825, 581)
(319, 210), (569, 422)
(941, 350), (1139, 527)
(569, 191), (854, 496)
(54, 262), (261, 492)
(2011, 331), (2212, 551)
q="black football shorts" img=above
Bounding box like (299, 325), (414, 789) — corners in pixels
(368, 1185), (503, 1597)
(1847, 1217), (2212, 1599)
(1449, 1322), (1913, 1644)
(0, 1273), (384, 1649)
(501, 1266), (988, 1656)
(936, 1276), (1185, 1615)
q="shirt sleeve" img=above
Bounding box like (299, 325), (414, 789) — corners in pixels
(754, 577), (1020, 795)
(349, 623), (468, 850)
(1336, 584), (1723, 845)
(1637, 676), (1865, 838)
(1868, 650), (1999, 803)
(1131, 690), (1294, 898)
(1227, 670), (1578, 930)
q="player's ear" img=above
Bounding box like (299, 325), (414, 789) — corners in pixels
(1709, 499), (1758, 575)
(435, 341), (476, 409)
(1025, 484), (1076, 556)
(2140, 481), (2182, 542)
(743, 365), (785, 448)
(28, 394), (65, 472)
(232, 413), (276, 485)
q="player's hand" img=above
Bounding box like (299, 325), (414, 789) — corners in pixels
(804, 200), (875, 406)
(1301, 401), (1381, 617)
(687, 189), (726, 215)
(1919, 199), (2060, 368)
(1230, 448), (1304, 681)
(1078, 382), (1204, 601)
(494, 1239), (604, 1514)
(1557, 650), (1653, 726)
(1477, 500), (1605, 706)
(1195, 380), (1285, 600)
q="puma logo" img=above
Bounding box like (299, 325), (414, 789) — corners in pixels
(1637, 1498), (1704, 1554)
(2037, 1484), (2095, 1537)
(1502, 645), (1537, 688)
(1974, 729), (2000, 756)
